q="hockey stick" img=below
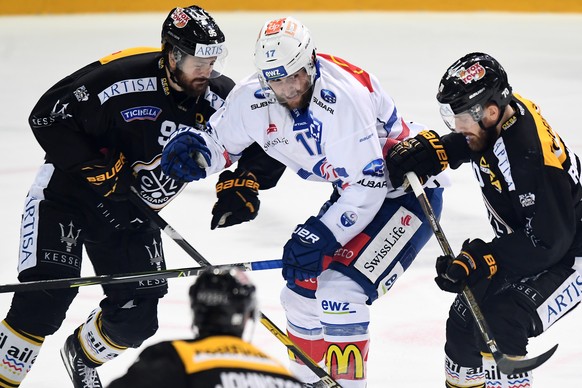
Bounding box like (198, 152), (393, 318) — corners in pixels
(259, 314), (341, 388)
(130, 189), (342, 387)
(129, 187), (211, 266)
(0, 259), (282, 293)
(404, 171), (558, 375)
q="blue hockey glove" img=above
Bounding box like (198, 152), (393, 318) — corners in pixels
(282, 216), (341, 284)
(435, 238), (498, 293)
(161, 128), (211, 182)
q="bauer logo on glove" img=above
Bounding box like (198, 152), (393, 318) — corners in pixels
(211, 170), (261, 229)
(282, 216), (341, 284)
(79, 150), (134, 200)
(434, 238), (497, 293)
(84, 153), (126, 184)
(292, 226), (321, 244)
(386, 129), (449, 188)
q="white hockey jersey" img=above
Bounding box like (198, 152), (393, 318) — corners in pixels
(200, 54), (433, 245)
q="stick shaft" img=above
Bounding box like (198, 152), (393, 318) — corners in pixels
(0, 259), (283, 293)
(405, 172), (501, 357)
(131, 190), (341, 387)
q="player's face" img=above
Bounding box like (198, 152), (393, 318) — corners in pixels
(268, 68), (312, 110)
(440, 103), (498, 152)
(454, 119), (490, 151)
(450, 107), (499, 152)
(173, 55), (216, 97)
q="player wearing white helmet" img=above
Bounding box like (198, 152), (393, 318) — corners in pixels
(161, 16), (448, 387)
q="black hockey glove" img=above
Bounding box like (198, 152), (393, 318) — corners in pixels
(210, 170), (260, 230)
(78, 149), (135, 201)
(386, 130), (449, 188)
(435, 238), (498, 293)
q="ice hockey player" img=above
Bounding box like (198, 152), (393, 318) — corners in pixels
(107, 268), (302, 387)
(0, 5), (281, 388)
(161, 16), (448, 387)
(386, 52), (582, 387)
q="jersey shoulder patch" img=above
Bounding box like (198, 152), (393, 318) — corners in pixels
(318, 53), (373, 92)
(99, 47), (160, 65)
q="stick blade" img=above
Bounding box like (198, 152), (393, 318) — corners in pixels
(495, 344), (558, 375)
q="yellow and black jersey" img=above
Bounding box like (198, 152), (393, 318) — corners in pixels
(443, 93), (582, 276)
(28, 47), (284, 210)
(107, 335), (302, 388)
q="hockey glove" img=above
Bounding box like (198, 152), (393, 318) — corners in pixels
(386, 130), (449, 188)
(282, 216), (341, 284)
(79, 149), (134, 201)
(161, 128), (210, 182)
(435, 238), (498, 293)
(210, 170), (260, 230)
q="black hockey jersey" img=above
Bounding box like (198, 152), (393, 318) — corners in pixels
(28, 47), (284, 210)
(444, 93), (582, 276)
(107, 335), (302, 388)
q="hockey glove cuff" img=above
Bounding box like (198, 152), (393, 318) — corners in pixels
(161, 128), (210, 182)
(210, 170), (260, 230)
(386, 130), (449, 188)
(282, 217), (341, 284)
(435, 238), (498, 293)
(78, 149), (134, 201)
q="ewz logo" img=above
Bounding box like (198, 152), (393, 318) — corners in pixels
(321, 300), (354, 314)
(262, 66), (288, 80)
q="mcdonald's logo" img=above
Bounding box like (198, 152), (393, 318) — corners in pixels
(326, 344), (365, 379)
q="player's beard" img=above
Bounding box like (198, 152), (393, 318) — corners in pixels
(279, 86), (313, 110)
(174, 67), (209, 97)
(468, 127), (498, 152)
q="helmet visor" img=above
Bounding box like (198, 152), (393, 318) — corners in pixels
(172, 44), (228, 79)
(439, 102), (484, 132)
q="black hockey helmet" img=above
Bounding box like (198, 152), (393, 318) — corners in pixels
(437, 52), (512, 130)
(161, 5), (226, 57)
(189, 268), (257, 337)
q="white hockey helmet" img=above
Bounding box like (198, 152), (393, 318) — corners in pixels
(254, 17), (317, 86)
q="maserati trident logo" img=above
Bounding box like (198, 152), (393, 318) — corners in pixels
(59, 221), (81, 252)
(145, 238), (163, 270)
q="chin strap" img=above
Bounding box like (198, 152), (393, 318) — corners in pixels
(165, 64), (181, 88)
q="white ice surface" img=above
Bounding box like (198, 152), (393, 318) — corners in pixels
(0, 11), (581, 387)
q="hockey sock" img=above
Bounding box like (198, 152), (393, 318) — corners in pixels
(316, 269), (370, 388)
(482, 353), (533, 388)
(444, 354), (485, 387)
(286, 322), (326, 383)
(280, 286), (325, 384)
(76, 308), (127, 367)
(323, 323), (369, 388)
(0, 320), (44, 388)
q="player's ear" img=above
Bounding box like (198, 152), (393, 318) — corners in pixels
(485, 103), (500, 121)
(167, 51), (177, 69)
